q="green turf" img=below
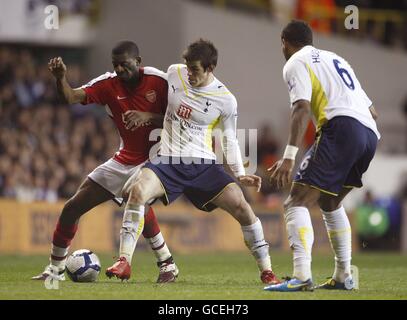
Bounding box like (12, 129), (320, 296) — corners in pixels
(0, 252), (406, 300)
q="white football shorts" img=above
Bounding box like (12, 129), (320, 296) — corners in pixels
(87, 158), (145, 206)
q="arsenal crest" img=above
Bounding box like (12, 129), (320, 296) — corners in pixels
(145, 90), (157, 103)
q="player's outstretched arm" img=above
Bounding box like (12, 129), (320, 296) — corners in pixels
(48, 57), (86, 104)
(268, 99), (311, 189)
(286, 100), (312, 148)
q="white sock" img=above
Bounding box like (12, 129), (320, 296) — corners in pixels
(50, 244), (69, 271)
(241, 218), (272, 272)
(285, 207), (314, 281)
(146, 232), (172, 263)
(322, 206), (352, 282)
(119, 204), (145, 264)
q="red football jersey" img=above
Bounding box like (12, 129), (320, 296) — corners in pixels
(81, 67), (168, 165)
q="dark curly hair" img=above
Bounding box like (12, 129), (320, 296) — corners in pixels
(281, 20), (313, 47)
(182, 39), (218, 71)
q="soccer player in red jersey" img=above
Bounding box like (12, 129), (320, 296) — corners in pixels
(32, 41), (178, 283)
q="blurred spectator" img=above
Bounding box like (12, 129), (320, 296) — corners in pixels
(296, 0), (336, 34)
(362, 189), (375, 205)
(356, 188), (403, 251)
(257, 123), (280, 169)
(0, 46), (118, 201)
(253, 123), (281, 202)
(270, 0), (297, 22)
(253, 121), (314, 205)
(199, 0), (407, 51)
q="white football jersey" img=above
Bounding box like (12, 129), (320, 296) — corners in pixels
(159, 64), (245, 177)
(283, 45), (380, 138)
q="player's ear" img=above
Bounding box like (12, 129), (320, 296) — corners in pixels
(136, 56), (142, 65)
(206, 64), (214, 73)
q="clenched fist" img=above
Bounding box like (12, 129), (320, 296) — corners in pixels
(48, 57), (67, 79)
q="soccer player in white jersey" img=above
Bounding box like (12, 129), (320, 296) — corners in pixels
(119, 39), (280, 285)
(265, 20), (380, 292)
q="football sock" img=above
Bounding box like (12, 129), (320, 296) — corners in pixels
(142, 207), (160, 238)
(147, 232), (172, 263)
(51, 222), (78, 271)
(119, 203), (145, 264)
(143, 208), (172, 263)
(285, 206), (314, 281)
(322, 206), (352, 282)
(241, 218), (272, 272)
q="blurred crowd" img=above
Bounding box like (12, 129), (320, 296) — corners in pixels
(194, 0), (407, 51)
(0, 46), (118, 202)
(0, 45), (289, 204)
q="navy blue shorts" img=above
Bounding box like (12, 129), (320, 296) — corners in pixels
(294, 116), (378, 196)
(143, 157), (236, 212)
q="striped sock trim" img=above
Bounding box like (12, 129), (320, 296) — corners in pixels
(51, 254), (67, 261)
(152, 242), (165, 251)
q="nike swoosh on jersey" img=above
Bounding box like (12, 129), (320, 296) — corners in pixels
(117, 96), (127, 100)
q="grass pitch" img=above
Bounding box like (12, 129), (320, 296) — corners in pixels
(0, 252), (406, 300)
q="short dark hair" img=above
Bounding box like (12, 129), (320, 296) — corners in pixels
(182, 39), (218, 70)
(112, 41), (139, 58)
(281, 20), (313, 47)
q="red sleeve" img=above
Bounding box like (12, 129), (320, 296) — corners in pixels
(159, 80), (168, 114)
(82, 85), (106, 105)
(80, 74), (113, 105)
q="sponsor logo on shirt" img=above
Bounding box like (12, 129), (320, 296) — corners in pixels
(177, 104), (192, 119)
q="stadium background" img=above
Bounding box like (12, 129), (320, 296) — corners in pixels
(0, 0), (406, 263)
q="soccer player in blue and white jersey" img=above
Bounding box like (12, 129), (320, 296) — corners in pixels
(119, 39), (280, 285)
(266, 20), (380, 292)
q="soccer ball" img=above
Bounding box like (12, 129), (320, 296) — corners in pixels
(66, 249), (101, 282)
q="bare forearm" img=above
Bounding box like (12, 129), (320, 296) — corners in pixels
(56, 77), (72, 103)
(222, 136), (245, 177)
(56, 77), (85, 104)
(287, 100), (311, 147)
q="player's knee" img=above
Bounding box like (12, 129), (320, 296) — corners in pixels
(233, 199), (256, 225)
(284, 191), (317, 210)
(228, 197), (243, 214)
(127, 183), (147, 205)
(318, 198), (340, 212)
(284, 194), (304, 210)
(122, 172), (141, 200)
(283, 196), (292, 211)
